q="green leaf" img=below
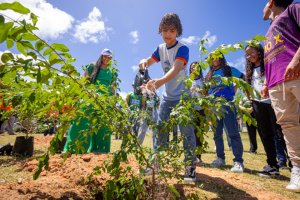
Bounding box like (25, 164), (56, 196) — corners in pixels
(9, 26), (25, 39)
(20, 40), (34, 50)
(41, 68), (50, 83)
(49, 53), (58, 63)
(30, 13), (38, 26)
(22, 33), (38, 41)
(43, 47), (52, 56)
(1, 52), (14, 63)
(252, 35), (266, 41)
(11, 95), (22, 107)
(29, 92), (35, 102)
(27, 51), (37, 60)
(50, 58), (64, 66)
(0, 22), (13, 43)
(0, 15), (4, 24)
(37, 67), (41, 83)
(35, 40), (46, 51)
(0, 2), (30, 14)
(52, 43), (69, 52)
(6, 38), (14, 48)
(16, 42), (25, 54)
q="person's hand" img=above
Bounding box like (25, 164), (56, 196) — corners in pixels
(261, 85), (269, 98)
(139, 59), (147, 71)
(284, 61), (300, 81)
(144, 80), (157, 92)
(190, 87), (196, 94)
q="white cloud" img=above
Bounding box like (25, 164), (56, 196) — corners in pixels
(202, 31), (217, 48)
(129, 31), (139, 44)
(228, 57), (245, 73)
(180, 31), (217, 48)
(73, 7), (110, 44)
(131, 65), (139, 72)
(180, 36), (200, 46)
(119, 91), (128, 100)
(1, 0), (74, 39)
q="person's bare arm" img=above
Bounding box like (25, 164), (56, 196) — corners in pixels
(261, 79), (269, 98)
(145, 59), (185, 91)
(139, 57), (156, 70)
(284, 47), (300, 81)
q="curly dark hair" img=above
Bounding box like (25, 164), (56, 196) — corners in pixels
(273, 0), (293, 9)
(245, 44), (264, 84)
(159, 13), (182, 37)
(205, 53), (232, 81)
(189, 61), (203, 80)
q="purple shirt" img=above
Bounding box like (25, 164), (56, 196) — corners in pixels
(264, 3), (300, 88)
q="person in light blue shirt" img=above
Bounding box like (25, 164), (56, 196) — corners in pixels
(205, 52), (245, 173)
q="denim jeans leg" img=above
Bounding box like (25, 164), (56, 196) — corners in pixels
(223, 105), (244, 163)
(155, 99), (173, 151)
(214, 119), (225, 160)
(152, 108), (158, 150)
(138, 120), (148, 144)
(179, 123), (196, 164)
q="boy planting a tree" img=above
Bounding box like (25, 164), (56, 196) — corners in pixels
(139, 13), (197, 181)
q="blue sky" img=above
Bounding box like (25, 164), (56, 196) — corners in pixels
(1, 0), (299, 98)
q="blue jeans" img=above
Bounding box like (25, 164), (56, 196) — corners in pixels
(155, 99), (196, 163)
(214, 104), (243, 163)
(137, 108), (158, 145)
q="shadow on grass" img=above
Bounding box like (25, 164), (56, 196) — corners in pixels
(0, 149), (45, 168)
(0, 156), (28, 167)
(176, 172), (258, 200)
(243, 168), (290, 181)
(201, 164), (290, 182)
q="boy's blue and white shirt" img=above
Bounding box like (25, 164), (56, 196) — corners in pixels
(151, 41), (189, 101)
(208, 67), (242, 101)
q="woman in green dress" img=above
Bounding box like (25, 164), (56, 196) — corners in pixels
(64, 49), (116, 153)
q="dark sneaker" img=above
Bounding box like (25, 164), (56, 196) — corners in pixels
(184, 166), (196, 182)
(258, 165), (279, 178)
(210, 157), (225, 167)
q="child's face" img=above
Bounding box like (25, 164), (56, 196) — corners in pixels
(161, 27), (178, 47)
(263, 1), (271, 20)
(102, 55), (112, 66)
(245, 46), (259, 64)
(190, 64), (200, 79)
(212, 58), (221, 68)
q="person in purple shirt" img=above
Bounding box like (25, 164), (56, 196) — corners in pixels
(261, 0), (300, 192)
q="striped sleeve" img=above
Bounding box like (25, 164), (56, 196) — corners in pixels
(175, 45), (189, 64)
(151, 47), (160, 62)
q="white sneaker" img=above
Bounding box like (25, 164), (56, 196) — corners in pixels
(195, 157), (204, 166)
(231, 162), (244, 173)
(286, 168), (300, 192)
(210, 157), (225, 168)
